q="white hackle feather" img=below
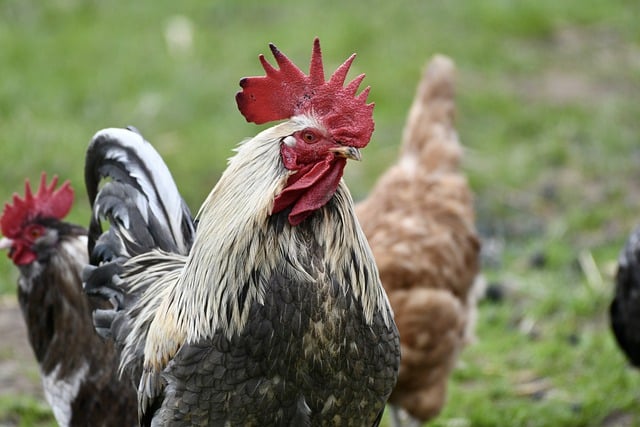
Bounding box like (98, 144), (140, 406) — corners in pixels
(139, 116), (392, 391)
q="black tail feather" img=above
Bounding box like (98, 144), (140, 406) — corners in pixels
(85, 127), (195, 259)
(83, 126), (195, 357)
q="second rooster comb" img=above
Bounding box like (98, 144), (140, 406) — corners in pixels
(0, 173), (74, 238)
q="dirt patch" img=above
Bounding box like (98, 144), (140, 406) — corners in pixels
(601, 410), (635, 427)
(0, 297), (43, 400)
(515, 25), (640, 106)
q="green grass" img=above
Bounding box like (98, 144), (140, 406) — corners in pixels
(1, 0), (639, 425)
(0, 395), (56, 427)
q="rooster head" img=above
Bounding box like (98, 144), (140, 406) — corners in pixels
(0, 173), (74, 265)
(236, 38), (374, 225)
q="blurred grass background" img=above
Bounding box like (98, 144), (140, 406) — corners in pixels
(1, 0), (639, 425)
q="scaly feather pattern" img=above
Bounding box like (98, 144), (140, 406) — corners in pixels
(136, 119), (398, 425)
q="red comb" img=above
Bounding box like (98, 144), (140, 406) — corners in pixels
(236, 38), (375, 148)
(0, 173), (74, 238)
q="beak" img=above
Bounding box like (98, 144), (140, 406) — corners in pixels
(0, 237), (13, 251)
(330, 146), (362, 161)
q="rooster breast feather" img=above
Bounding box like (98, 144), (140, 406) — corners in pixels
(145, 184), (400, 425)
(84, 123), (400, 425)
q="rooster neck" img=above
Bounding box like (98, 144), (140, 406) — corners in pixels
(17, 232), (99, 374)
(167, 124), (390, 342)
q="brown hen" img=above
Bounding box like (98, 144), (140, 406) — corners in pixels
(356, 55), (481, 426)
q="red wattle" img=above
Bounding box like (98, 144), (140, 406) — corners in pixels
(10, 244), (36, 266)
(273, 156), (346, 226)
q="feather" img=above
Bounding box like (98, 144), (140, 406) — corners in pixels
(611, 226), (640, 367)
(83, 127), (195, 412)
(85, 127), (194, 256)
(355, 55), (481, 425)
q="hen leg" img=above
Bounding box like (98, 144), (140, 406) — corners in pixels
(389, 405), (422, 427)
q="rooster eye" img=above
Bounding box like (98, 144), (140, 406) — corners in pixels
(302, 131), (317, 144)
(28, 228), (42, 239)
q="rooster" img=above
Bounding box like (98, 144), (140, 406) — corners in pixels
(355, 55), (481, 426)
(84, 39), (400, 426)
(610, 226), (640, 367)
(0, 173), (137, 427)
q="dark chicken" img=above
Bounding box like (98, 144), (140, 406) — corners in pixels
(84, 39), (400, 426)
(0, 173), (137, 427)
(611, 226), (640, 367)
